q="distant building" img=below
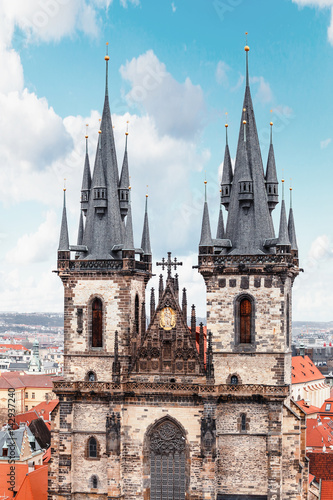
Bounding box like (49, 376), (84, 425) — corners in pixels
(291, 355), (330, 408)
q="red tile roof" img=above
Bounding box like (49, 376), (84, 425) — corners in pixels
(295, 399), (320, 415)
(0, 463), (28, 497)
(13, 399), (59, 426)
(0, 344), (28, 351)
(321, 480), (333, 499)
(0, 371), (60, 389)
(291, 356), (325, 384)
(320, 399), (333, 414)
(15, 464), (48, 500)
(307, 417), (333, 449)
(309, 473), (315, 484)
(307, 452), (333, 480)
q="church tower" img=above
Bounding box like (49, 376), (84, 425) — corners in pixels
(197, 42), (307, 499)
(49, 43), (308, 500)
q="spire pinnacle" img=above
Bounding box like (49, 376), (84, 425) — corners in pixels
(243, 108), (247, 142)
(245, 32), (250, 87)
(199, 180), (213, 248)
(85, 124), (89, 154)
(58, 186), (70, 251)
(204, 178), (207, 202)
(141, 193), (152, 254)
(225, 113), (228, 145)
(105, 42), (109, 97)
(290, 181), (293, 209)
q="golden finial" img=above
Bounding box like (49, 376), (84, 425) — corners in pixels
(98, 129), (102, 134)
(85, 123), (89, 139)
(225, 112), (228, 127)
(105, 42), (110, 61)
(245, 32), (250, 52)
(146, 185), (149, 198)
(126, 120), (129, 136)
(63, 178), (66, 192)
(243, 108), (246, 112)
(129, 175), (131, 190)
(270, 109), (273, 127)
(243, 120), (247, 125)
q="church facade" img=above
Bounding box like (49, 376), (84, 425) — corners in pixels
(48, 44), (308, 500)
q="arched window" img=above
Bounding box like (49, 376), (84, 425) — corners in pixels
(91, 298), (103, 348)
(90, 475), (98, 488)
(240, 298), (252, 344)
(87, 371), (96, 382)
(241, 413), (246, 432)
(88, 437), (97, 458)
(231, 375), (238, 385)
(134, 294), (139, 335)
(149, 419), (186, 500)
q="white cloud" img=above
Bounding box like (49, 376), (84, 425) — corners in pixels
(292, 0), (333, 44)
(321, 137), (332, 149)
(120, 50), (206, 139)
(215, 61), (230, 86)
(171, 2), (177, 13)
(250, 76), (273, 104)
(7, 211), (59, 265)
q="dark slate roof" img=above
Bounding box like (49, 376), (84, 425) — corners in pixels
(277, 197), (291, 247)
(0, 425), (42, 461)
(221, 132), (233, 186)
(58, 190), (69, 251)
(81, 139), (91, 192)
(199, 200), (213, 247)
(141, 196), (152, 254)
(124, 198), (135, 250)
(81, 60), (124, 259)
(266, 143), (278, 183)
(288, 206), (298, 251)
(77, 211), (84, 246)
(119, 134), (130, 190)
(224, 57), (275, 255)
(216, 205), (224, 239)
(29, 418), (51, 449)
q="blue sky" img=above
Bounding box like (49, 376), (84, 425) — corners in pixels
(1, 0), (333, 320)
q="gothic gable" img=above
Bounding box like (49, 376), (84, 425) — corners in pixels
(131, 279), (205, 377)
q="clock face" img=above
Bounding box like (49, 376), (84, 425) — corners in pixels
(159, 307), (176, 331)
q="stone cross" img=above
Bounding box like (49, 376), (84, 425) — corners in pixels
(156, 252), (182, 279)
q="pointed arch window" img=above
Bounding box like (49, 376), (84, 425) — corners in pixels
(149, 420), (186, 500)
(88, 437), (97, 458)
(92, 298), (103, 348)
(235, 294), (255, 347)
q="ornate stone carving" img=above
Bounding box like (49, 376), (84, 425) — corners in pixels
(106, 412), (120, 455)
(201, 414), (216, 459)
(150, 422), (185, 455)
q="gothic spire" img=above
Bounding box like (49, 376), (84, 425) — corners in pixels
(216, 204), (224, 239)
(288, 187), (298, 252)
(221, 123), (233, 210)
(265, 121), (279, 212)
(199, 181), (213, 248)
(182, 288), (187, 324)
(150, 288), (155, 322)
(277, 180), (291, 251)
(58, 189), (70, 251)
(119, 123), (130, 219)
(81, 128), (92, 215)
(123, 188), (134, 251)
(224, 41), (274, 254)
(159, 274), (164, 299)
(141, 195), (152, 255)
(77, 211), (84, 246)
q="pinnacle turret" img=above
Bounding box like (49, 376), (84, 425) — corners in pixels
(288, 187), (298, 262)
(119, 126), (130, 220)
(141, 195), (152, 255)
(199, 181), (213, 250)
(81, 132), (92, 215)
(265, 122), (279, 212)
(58, 189), (69, 252)
(216, 204), (224, 239)
(123, 189), (134, 251)
(221, 124), (233, 210)
(277, 180), (291, 253)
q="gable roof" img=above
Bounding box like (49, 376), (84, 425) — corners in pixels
(321, 480), (333, 499)
(307, 417), (333, 449)
(15, 464), (48, 500)
(291, 355), (325, 384)
(295, 399), (320, 415)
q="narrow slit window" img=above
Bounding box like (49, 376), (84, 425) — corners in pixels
(92, 298), (103, 348)
(240, 298), (251, 344)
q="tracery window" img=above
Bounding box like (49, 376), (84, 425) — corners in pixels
(149, 420), (186, 500)
(91, 298), (103, 348)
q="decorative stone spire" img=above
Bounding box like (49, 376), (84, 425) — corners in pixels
(191, 304), (196, 338)
(112, 330), (120, 383)
(119, 122), (130, 219)
(182, 288), (187, 324)
(288, 186), (298, 257)
(141, 302), (146, 337)
(221, 122), (233, 210)
(141, 194), (152, 255)
(206, 329), (214, 381)
(224, 40), (275, 255)
(93, 131), (107, 214)
(216, 203), (224, 239)
(199, 180), (213, 251)
(159, 274), (164, 300)
(265, 121), (279, 213)
(58, 188), (70, 251)
(276, 179), (291, 253)
(174, 273), (179, 298)
(199, 322), (205, 366)
(77, 211), (84, 246)
(150, 288), (155, 322)
(81, 125), (92, 215)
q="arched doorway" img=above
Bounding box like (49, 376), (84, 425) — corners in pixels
(148, 419), (186, 500)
